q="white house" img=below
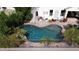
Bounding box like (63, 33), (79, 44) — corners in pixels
(0, 7), (79, 22)
(31, 7), (79, 22)
(31, 7), (66, 22)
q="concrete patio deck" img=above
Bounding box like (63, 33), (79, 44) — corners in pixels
(24, 18), (78, 33)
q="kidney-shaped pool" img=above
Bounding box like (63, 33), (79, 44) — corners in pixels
(21, 25), (63, 42)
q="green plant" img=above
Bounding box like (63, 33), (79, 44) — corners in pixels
(64, 27), (79, 45)
(8, 34), (25, 47)
(6, 11), (24, 28)
(0, 12), (9, 34)
(25, 14), (33, 22)
(0, 28), (26, 48)
(40, 38), (54, 46)
(0, 12), (26, 47)
(0, 34), (10, 48)
(0, 8), (31, 48)
(14, 28), (26, 39)
(15, 7), (33, 22)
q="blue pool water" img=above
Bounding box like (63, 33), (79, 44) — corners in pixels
(21, 25), (63, 42)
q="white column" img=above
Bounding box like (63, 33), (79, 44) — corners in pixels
(64, 10), (68, 18)
(58, 10), (61, 20)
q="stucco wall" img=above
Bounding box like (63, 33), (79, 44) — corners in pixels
(31, 7), (65, 22)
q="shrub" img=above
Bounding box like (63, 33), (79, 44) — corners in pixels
(40, 38), (54, 46)
(0, 34), (10, 48)
(6, 11), (24, 28)
(64, 27), (79, 45)
(15, 7), (33, 22)
(0, 12), (9, 34)
(0, 8), (30, 48)
(25, 14), (33, 22)
(0, 28), (26, 48)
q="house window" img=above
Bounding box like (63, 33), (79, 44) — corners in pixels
(67, 11), (77, 18)
(2, 7), (6, 10)
(36, 11), (38, 16)
(61, 10), (66, 16)
(49, 10), (53, 16)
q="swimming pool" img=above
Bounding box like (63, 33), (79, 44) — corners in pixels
(21, 25), (63, 42)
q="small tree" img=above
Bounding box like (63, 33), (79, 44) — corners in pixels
(15, 7), (33, 22)
(25, 14), (33, 22)
(0, 12), (9, 34)
(0, 10), (26, 48)
(6, 11), (24, 28)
